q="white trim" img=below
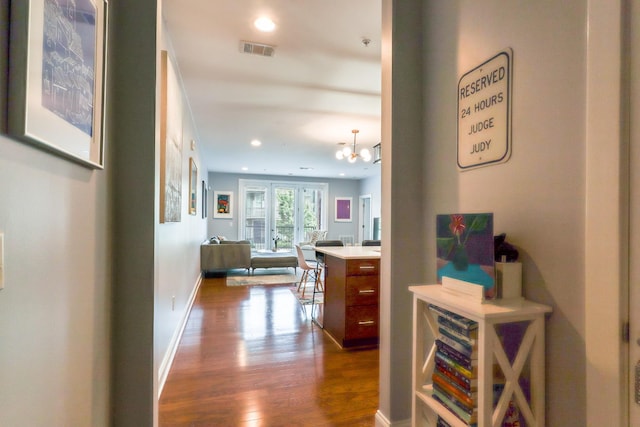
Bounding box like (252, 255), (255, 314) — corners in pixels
(158, 273), (204, 398)
(375, 410), (410, 427)
(358, 194), (372, 242)
(629, 1), (640, 423)
(585, 0), (627, 424)
(379, 0), (393, 423)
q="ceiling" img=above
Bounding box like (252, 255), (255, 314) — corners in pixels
(162, 0), (382, 179)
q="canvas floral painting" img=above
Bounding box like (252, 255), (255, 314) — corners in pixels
(436, 213), (496, 299)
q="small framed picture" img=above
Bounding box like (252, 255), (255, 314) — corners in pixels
(213, 191), (233, 219)
(335, 197), (352, 222)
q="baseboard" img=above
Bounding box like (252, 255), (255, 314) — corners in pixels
(157, 273), (203, 398)
(375, 410), (411, 427)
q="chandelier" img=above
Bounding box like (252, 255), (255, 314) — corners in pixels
(335, 129), (371, 163)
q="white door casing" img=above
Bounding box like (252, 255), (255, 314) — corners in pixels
(631, 2), (640, 422)
(359, 195), (372, 243)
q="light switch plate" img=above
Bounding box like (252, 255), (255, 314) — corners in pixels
(0, 232), (4, 290)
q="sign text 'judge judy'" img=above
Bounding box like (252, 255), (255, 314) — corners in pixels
(457, 50), (512, 170)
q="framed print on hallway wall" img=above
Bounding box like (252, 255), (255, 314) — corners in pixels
(202, 181), (208, 219)
(159, 50), (183, 223)
(213, 191), (233, 219)
(8, 0), (108, 169)
(335, 197), (352, 222)
(189, 158), (197, 215)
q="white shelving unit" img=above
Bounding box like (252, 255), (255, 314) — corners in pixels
(410, 284), (552, 427)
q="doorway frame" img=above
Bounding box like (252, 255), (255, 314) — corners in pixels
(584, 0), (629, 424)
(358, 194), (372, 243)
(628, 1), (640, 423)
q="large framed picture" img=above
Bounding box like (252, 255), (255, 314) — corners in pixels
(213, 191), (233, 219)
(159, 50), (183, 223)
(335, 197), (352, 222)
(8, 0), (108, 169)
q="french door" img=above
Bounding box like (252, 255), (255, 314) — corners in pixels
(239, 179), (327, 251)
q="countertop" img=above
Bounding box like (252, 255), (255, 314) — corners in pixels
(313, 246), (381, 260)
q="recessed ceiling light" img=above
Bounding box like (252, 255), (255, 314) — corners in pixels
(242, 167), (249, 171)
(339, 173), (345, 176)
(254, 17), (276, 32)
(251, 139), (262, 147)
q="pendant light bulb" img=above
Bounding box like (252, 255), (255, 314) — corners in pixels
(335, 128), (371, 163)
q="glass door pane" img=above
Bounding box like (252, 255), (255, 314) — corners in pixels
(244, 187), (266, 250)
(272, 186), (295, 251)
(302, 187), (324, 239)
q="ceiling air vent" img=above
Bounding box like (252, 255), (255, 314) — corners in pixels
(240, 41), (275, 57)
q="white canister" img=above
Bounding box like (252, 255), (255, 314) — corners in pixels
(495, 261), (522, 300)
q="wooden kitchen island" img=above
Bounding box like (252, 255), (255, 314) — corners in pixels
(314, 246), (381, 348)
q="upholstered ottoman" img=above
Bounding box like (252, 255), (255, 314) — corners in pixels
(250, 252), (298, 274)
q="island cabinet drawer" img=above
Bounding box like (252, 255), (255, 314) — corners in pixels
(345, 276), (379, 306)
(345, 305), (379, 339)
(346, 258), (379, 276)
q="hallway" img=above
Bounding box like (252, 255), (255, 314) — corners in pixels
(159, 277), (379, 426)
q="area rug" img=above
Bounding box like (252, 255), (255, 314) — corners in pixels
(290, 283), (324, 305)
(226, 272), (298, 287)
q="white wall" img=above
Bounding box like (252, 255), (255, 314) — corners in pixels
(109, 1), (158, 424)
(207, 172), (241, 239)
(379, 0), (608, 425)
(360, 173), (382, 219)
(584, 1), (626, 423)
(0, 142), (111, 427)
(445, 2), (587, 424)
(0, 0), (111, 425)
(379, 1), (426, 424)
(155, 16), (208, 396)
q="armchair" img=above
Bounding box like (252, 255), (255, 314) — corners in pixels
(299, 229), (328, 246)
(299, 230), (328, 259)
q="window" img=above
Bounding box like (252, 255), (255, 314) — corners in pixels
(239, 179), (328, 251)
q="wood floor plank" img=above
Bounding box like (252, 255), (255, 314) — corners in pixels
(159, 277), (379, 426)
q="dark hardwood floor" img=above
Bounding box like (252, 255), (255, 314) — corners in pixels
(159, 276), (379, 426)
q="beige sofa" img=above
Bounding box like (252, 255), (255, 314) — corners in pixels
(201, 239), (251, 274)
